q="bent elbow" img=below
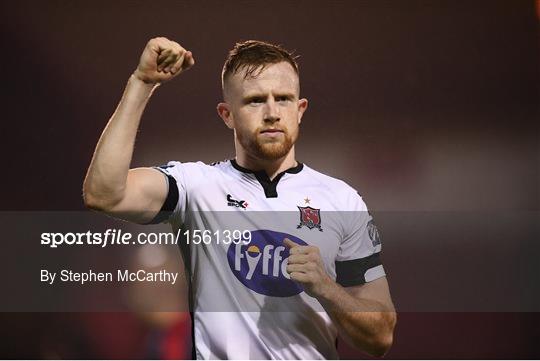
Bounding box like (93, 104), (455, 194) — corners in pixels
(82, 191), (106, 212)
(82, 195), (97, 211)
(373, 313), (397, 357)
(361, 312), (397, 358)
(368, 333), (394, 358)
(82, 185), (120, 213)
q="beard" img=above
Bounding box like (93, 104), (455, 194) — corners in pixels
(237, 126), (298, 161)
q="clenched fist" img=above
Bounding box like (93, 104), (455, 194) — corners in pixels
(284, 238), (335, 298)
(133, 37), (195, 84)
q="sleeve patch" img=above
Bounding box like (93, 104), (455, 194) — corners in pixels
(367, 219), (381, 247)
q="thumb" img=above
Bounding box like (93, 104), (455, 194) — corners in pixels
(183, 51), (195, 69)
(283, 238), (299, 249)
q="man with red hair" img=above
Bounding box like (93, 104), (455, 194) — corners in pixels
(84, 37), (396, 359)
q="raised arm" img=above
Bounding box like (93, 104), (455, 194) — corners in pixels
(83, 37), (195, 223)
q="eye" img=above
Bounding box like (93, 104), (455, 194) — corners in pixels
(248, 97), (265, 104)
(276, 96), (291, 103)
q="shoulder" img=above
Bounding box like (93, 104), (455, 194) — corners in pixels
(155, 159), (232, 183)
(157, 159), (230, 172)
(302, 164), (358, 196)
(302, 165), (367, 211)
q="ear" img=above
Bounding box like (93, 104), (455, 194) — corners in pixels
(297, 98), (308, 125)
(217, 102), (234, 129)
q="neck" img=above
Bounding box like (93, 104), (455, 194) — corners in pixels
(236, 147), (297, 180)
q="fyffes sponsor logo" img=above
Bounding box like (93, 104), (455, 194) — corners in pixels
(227, 230), (307, 297)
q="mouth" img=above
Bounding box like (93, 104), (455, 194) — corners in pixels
(260, 128), (284, 134)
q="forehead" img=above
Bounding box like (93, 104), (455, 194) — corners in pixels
(226, 62), (299, 97)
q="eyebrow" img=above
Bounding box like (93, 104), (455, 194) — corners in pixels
(242, 92), (297, 102)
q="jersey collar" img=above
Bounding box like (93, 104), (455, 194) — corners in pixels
(230, 159), (304, 198)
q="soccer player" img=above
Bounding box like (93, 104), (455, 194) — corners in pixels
(83, 37), (396, 359)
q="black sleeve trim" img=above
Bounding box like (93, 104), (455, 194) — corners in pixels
(335, 252), (382, 287)
(146, 173), (179, 224)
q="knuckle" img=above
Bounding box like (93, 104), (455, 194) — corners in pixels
(152, 37), (167, 45)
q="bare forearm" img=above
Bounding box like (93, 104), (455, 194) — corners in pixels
(83, 75), (158, 208)
(83, 38), (194, 213)
(284, 239), (397, 356)
(317, 282), (396, 357)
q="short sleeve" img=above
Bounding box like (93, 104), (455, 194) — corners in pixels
(146, 161), (187, 225)
(335, 192), (385, 287)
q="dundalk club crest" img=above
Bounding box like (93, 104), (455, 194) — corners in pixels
(297, 206), (323, 232)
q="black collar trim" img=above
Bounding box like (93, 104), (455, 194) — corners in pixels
(230, 159), (304, 198)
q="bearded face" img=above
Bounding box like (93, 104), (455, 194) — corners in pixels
(236, 122), (298, 161)
(219, 61), (308, 164)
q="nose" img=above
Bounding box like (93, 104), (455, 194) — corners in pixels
(263, 98), (280, 123)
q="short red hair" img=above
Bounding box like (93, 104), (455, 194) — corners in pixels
(221, 40), (299, 91)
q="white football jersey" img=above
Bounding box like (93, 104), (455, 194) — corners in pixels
(153, 159), (385, 360)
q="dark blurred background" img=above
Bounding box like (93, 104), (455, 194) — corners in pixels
(0, 0), (538, 359)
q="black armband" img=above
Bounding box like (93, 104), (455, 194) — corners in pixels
(146, 173), (179, 224)
(335, 252), (382, 287)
